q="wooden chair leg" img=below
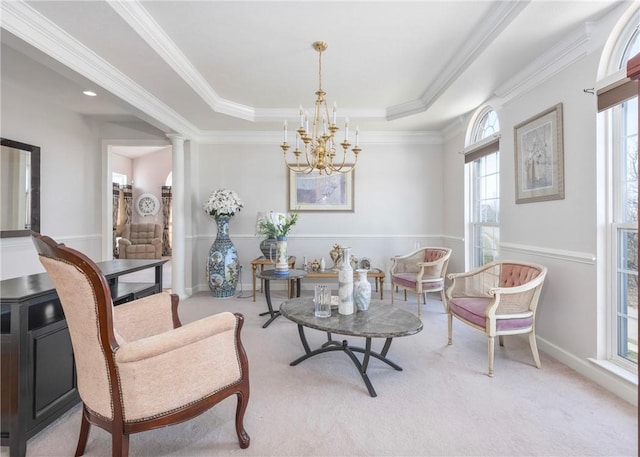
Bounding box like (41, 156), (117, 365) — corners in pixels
(391, 285), (395, 304)
(529, 331), (542, 368)
(447, 313), (453, 345)
(111, 429), (129, 457)
(235, 390), (251, 449)
(498, 335), (504, 347)
(75, 406), (91, 457)
(487, 336), (495, 377)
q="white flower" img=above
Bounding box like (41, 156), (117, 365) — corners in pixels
(203, 189), (243, 219)
(256, 211), (299, 238)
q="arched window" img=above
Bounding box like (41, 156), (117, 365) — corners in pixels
(464, 106), (500, 268)
(598, 7), (638, 369)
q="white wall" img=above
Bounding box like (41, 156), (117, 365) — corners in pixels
(1, 78), (103, 278)
(0, 80), (168, 279)
(112, 153), (132, 183)
(189, 139), (445, 294)
(440, 13), (635, 402)
(131, 146), (171, 225)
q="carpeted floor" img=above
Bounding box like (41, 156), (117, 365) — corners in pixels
(8, 290), (638, 457)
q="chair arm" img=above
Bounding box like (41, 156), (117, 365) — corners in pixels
(151, 238), (162, 246)
(118, 238), (132, 248)
(113, 292), (180, 341)
(446, 262), (494, 281)
(115, 311), (238, 364)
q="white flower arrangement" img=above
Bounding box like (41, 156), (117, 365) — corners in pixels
(256, 211), (299, 238)
(203, 189), (243, 219)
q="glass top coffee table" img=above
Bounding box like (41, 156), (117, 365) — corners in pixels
(279, 298), (423, 397)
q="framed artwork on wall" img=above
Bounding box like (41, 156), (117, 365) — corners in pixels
(514, 103), (565, 204)
(288, 167), (354, 212)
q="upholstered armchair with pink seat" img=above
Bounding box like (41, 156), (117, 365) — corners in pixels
(446, 260), (547, 377)
(32, 234), (250, 457)
(390, 247), (452, 317)
(118, 223), (162, 259)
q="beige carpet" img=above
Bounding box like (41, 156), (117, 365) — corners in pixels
(10, 290), (638, 457)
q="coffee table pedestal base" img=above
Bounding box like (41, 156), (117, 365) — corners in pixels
(290, 325), (402, 397)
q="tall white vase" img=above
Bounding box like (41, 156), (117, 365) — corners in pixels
(338, 247), (354, 315)
(354, 269), (372, 311)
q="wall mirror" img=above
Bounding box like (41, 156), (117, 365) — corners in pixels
(1, 138), (40, 238)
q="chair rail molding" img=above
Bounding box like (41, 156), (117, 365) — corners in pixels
(500, 242), (595, 265)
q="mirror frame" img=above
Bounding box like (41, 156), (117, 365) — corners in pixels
(0, 138), (41, 238)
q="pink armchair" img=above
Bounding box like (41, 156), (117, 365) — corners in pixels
(32, 234), (250, 457)
(446, 260), (547, 377)
(390, 247), (451, 317)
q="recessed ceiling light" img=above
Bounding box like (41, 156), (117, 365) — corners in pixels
(83, 90), (97, 97)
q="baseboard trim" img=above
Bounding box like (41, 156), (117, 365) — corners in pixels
(536, 336), (637, 405)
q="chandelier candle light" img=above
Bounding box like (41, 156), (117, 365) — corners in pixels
(281, 41), (361, 175)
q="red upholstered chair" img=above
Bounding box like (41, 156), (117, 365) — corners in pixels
(32, 234), (250, 457)
(390, 247), (451, 317)
(446, 260), (547, 377)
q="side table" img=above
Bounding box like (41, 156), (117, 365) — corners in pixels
(255, 269), (307, 328)
(251, 256), (296, 301)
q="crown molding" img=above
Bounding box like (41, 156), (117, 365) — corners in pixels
(386, 0), (530, 120)
(107, 0), (256, 122)
(493, 22), (593, 100)
(1, 0), (200, 139)
(195, 130), (441, 145)
(441, 17), (604, 141)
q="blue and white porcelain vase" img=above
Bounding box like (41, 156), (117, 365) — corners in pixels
(274, 236), (289, 276)
(354, 269), (372, 311)
(207, 215), (239, 298)
(338, 247), (354, 315)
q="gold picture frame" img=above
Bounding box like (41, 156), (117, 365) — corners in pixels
(514, 103), (565, 204)
(288, 167), (354, 212)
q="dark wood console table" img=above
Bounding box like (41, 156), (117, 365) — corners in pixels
(0, 258), (167, 457)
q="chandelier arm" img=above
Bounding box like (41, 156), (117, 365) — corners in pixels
(280, 41), (360, 176)
(328, 155), (358, 174)
(284, 160), (313, 175)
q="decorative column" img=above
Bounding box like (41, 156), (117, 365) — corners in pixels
(167, 134), (186, 298)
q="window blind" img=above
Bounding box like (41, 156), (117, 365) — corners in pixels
(464, 136), (500, 163)
(597, 78), (638, 112)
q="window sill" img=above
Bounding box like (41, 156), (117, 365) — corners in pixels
(588, 358), (638, 386)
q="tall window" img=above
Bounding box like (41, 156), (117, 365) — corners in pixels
(599, 17), (638, 367)
(465, 107), (500, 268)
(615, 96), (638, 364)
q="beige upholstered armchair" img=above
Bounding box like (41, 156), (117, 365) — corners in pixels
(32, 234), (250, 457)
(446, 260), (547, 377)
(118, 223), (162, 259)
(390, 247), (451, 317)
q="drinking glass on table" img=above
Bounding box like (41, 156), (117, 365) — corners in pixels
(314, 285), (331, 317)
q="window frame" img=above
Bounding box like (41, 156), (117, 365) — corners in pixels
(465, 107), (500, 269)
(608, 99), (638, 369)
(598, 9), (639, 372)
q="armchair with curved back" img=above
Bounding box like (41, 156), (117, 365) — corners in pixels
(390, 247), (451, 317)
(446, 260), (547, 377)
(32, 234), (250, 457)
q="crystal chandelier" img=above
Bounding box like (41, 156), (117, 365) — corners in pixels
(280, 41), (361, 175)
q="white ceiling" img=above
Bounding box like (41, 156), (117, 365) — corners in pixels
(0, 0), (630, 142)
